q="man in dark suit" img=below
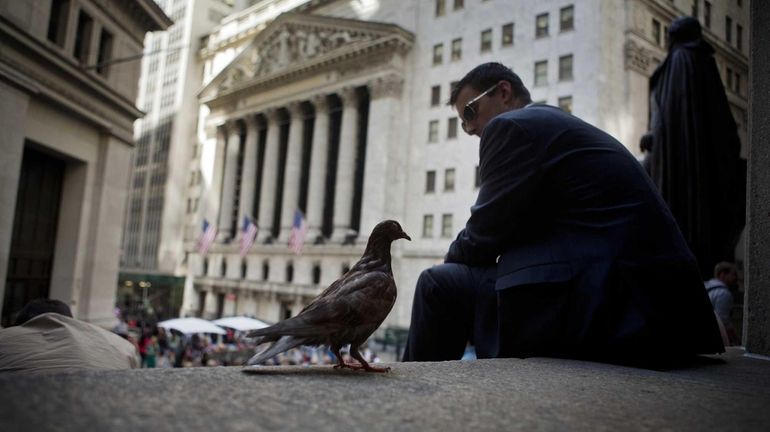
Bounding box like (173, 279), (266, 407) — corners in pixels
(402, 62), (724, 366)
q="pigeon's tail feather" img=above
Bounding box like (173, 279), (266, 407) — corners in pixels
(246, 335), (303, 366)
(247, 313), (339, 339)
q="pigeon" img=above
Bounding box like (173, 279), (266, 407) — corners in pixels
(246, 220), (411, 372)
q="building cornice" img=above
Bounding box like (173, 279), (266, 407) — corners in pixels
(199, 13), (414, 108)
(0, 17), (143, 142)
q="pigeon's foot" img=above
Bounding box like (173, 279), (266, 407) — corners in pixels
(333, 361), (390, 373)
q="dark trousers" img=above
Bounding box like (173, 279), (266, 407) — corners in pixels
(402, 263), (498, 361)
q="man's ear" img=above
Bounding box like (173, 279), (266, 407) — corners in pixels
(499, 81), (515, 105)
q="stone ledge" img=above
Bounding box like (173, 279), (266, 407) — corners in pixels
(1, 348), (768, 431)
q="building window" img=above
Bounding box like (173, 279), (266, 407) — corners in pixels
(480, 29), (492, 52)
(726, 67), (734, 90)
(433, 43), (444, 65)
(560, 5), (574, 32)
(47, 0), (70, 46)
(735, 73), (741, 95)
(441, 214), (453, 238)
(536, 13), (549, 38)
(725, 16), (732, 43)
(73, 10), (94, 64)
(559, 55), (574, 81)
(96, 29), (113, 76)
(221, 259), (227, 278)
(451, 38), (462, 61)
(447, 117), (458, 139)
(426, 171), (436, 193)
(444, 168), (456, 192)
(241, 260), (247, 279)
(203, 258), (209, 276)
(422, 215), (434, 238)
(534, 60), (548, 86)
(454, 0), (464, 10)
(652, 18), (661, 46)
(286, 262), (294, 283)
(262, 260), (269, 281)
(704, 1), (711, 28)
(475, 165), (480, 188)
(436, 0), (446, 17)
(737, 24), (743, 51)
(558, 96), (573, 113)
(428, 120), (439, 142)
(431, 85), (441, 106)
(312, 263), (321, 284)
(502, 23), (514, 46)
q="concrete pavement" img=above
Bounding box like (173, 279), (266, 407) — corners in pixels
(1, 347), (768, 431)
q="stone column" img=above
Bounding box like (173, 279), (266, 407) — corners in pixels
(257, 109), (281, 243)
(78, 135), (133, 326)
(0, 83), (29, 324)
(237, 115), (260, 234)
(218, 120), (240, 241)
(359, 75), (405, 241)
(745, 1), (770, 357)
(331, 87), (359, 242)
(306, 94), (330, 242)
(279, 102), (306, 241)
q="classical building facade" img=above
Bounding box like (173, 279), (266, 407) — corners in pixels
(118, 0), (232, 320)
(0, 0), (170, 326)
(181, 0), (748, 333)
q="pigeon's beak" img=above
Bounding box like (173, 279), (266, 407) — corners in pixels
(400, 231), (411, 241)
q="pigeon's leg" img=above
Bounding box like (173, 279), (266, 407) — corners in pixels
(331, 347), (360, 370)
(349, 346), (390, 373)
(330, 346), (370, 370)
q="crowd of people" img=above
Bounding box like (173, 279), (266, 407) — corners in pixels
(117, 321), (382, 369)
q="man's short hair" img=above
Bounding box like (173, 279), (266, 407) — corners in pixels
(449, 62), (532, 106)
(13, 299), (73, 326)
(713, 262), (737, 278)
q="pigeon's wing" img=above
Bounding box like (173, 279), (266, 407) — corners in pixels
(248, 271), (395, 339)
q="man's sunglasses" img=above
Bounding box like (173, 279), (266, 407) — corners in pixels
(462, 82), (500, 123)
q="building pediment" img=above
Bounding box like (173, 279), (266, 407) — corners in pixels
(199, 13), (414, 104)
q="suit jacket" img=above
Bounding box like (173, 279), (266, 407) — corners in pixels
(446, 105), (724, 362)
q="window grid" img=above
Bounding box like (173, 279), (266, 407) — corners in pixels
(422, 215), (434, 238)
(481, 29), (492, 52)
(436, 0), (445, 17)
(534, 60), (548, 86)
(559, 55), (573, 81)
(433, 43), (444, 65)
(560, 5), (574, 32)
(448, 117), (458, 139)
(431, 85), (441, 106)
(502, 23), (514, 46)
(444, 168), (456, 192)
(536, 13), (549, 38)
(428, 120), (439, 143)
(451, 38), (462, 61)
(441, 214), (453, 238)
(426, 171), (436, 193)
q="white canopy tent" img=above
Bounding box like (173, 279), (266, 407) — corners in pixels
(157, 317), (227, 335)
(212, 316), (270, 332)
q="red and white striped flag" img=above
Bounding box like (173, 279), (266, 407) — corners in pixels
(197, 219), (217, 256)
(288, 209), (308, 255)
(240, 216), (258, 258)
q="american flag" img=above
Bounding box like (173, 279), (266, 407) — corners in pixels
(288, 209), (308, 255)
(239, 216), (258, 258)
(197, 219), (217, 256)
